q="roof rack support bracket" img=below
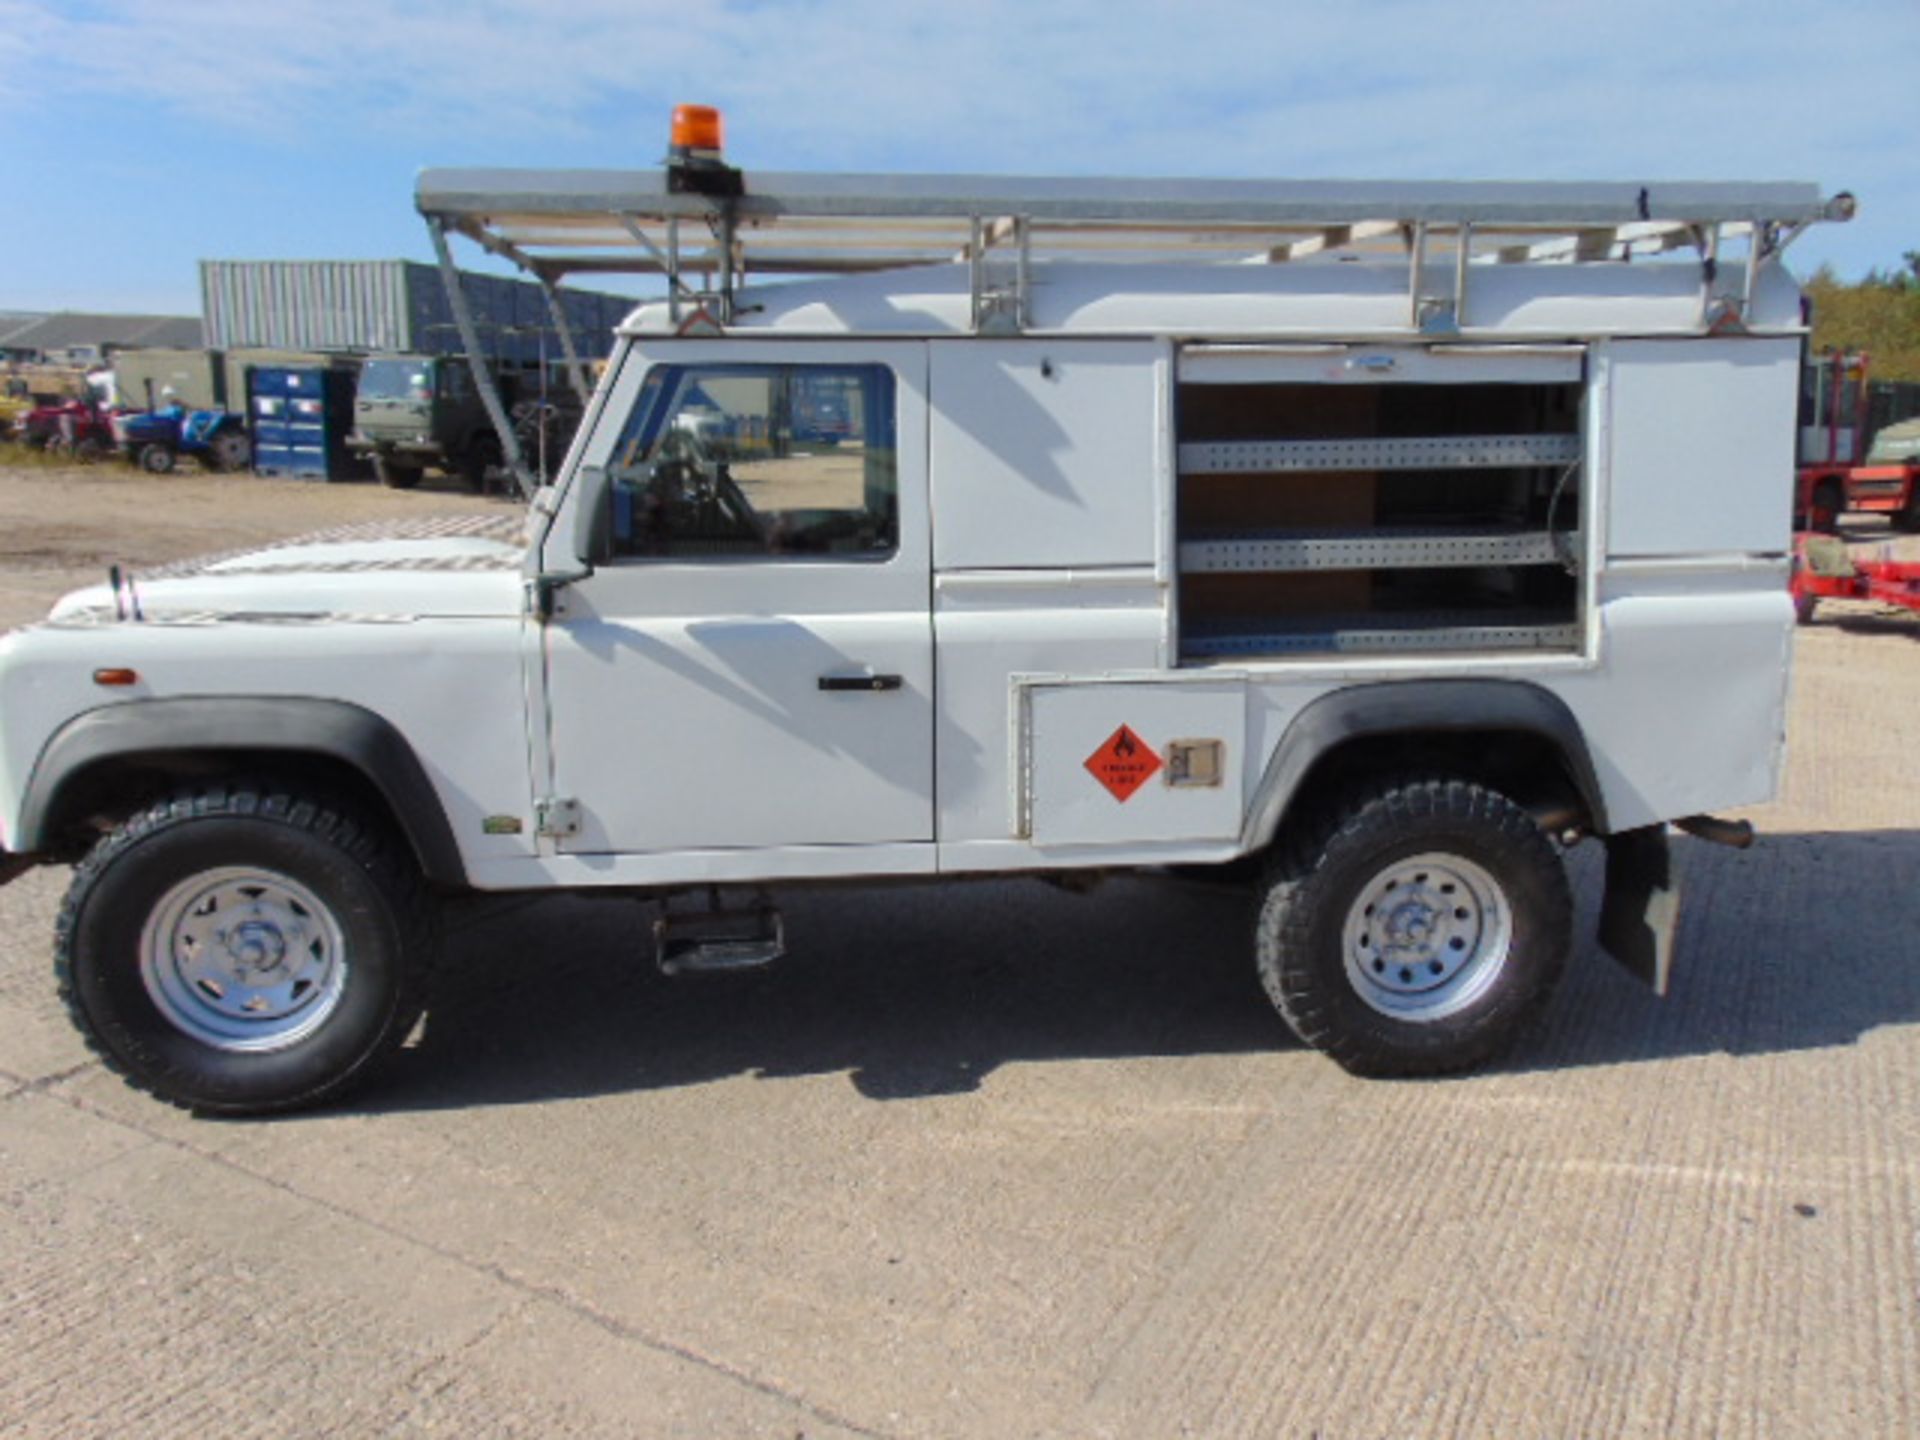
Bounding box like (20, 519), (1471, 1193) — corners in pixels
(667, 218), (682, 326)
(426, 218), (537, 500)
(1449, 221), (1473, 333)
(1704, 230), (1761, 335)
(1409, 222), (1458, 336)
(969, 215), (1031, 335)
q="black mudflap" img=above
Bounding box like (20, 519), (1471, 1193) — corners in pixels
(1599, 825), (1680, 996)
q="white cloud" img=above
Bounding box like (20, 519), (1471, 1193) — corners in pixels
(6, 0), (1914, 272)
(6, 1), (1906, 165)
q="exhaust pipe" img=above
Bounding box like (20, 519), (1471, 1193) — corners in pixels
(1673, 814), (1754, 850)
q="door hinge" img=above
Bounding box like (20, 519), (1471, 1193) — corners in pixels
(534, 797), (581, 838)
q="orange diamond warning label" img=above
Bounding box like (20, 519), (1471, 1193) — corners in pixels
(1085, 724), (1162, 802)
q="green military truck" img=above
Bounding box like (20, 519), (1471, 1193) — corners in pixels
(348, 353), (579, 490)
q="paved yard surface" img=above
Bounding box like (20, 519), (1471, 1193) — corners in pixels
(1, 463), (1916, 1438)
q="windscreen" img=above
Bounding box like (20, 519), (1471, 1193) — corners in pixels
(359, 359), (433, 402)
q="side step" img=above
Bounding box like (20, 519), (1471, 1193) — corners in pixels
(653, 891), (785, 975)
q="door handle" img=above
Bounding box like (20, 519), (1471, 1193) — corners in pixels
(819, 673), (903, 693)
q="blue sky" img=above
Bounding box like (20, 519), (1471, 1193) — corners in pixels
(3, 0), (1914, 315)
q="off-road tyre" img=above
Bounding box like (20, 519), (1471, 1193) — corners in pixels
(136, 441), (176, 475)
(373, 454), (420, 490)
(55, 785), (436, 1115)
(1810, 480), (1844, 534)
(204, 429), (251, 474)
(1256, 777), (1571, 1078)
(459, 436), (502, 495)
(1893, 495), (1920, 535)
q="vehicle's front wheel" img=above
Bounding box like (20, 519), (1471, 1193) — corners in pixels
(1256, 777), (1571, 1077)
(56, 787), (434, 1114)
(372, 454), (420, 489)
(136, 441), (176, 474)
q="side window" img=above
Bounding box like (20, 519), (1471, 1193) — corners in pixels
(600, 363), (897, 561)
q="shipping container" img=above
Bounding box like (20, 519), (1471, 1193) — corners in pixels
(224, 349), (359, 424)
(248, 365), (360, 481)
(199, 260), (632, 364)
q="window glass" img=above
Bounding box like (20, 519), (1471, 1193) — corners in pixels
(359, 359), (431, 402)
(441, 363), (470, 399)
(600, 364), (896, 560)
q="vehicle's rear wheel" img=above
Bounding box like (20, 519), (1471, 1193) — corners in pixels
(1893, 493), (1920, 534)
(459, 436), (502, 494)
(1811, 480), (1844, 533)
(373, 454), (420, 489)
(56, 786), (435, 1115)
(136, 442), (176, 475)
(1256, 777), (1571, 1077)
(205, 429), (251, 473)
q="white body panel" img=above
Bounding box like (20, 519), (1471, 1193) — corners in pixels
(932, 571), (1167, 846)
(625, 259), (1808, 342)
(1603, 338), (1800, 558)
(1558, 571), (1792, 829)
(47, 523), (527, 625)
(0, 619), (538, 865)
(929, 341), (1167, 570)
(543, 607), (934, 852)
(1177, 344), (1584, 387)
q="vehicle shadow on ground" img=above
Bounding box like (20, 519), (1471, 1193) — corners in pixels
(343, 828), (1920, 1114)
(1815, 613), (1920, 640)
(1513, 828), (1920, 1074)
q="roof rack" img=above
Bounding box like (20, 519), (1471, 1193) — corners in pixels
(414, 167), (1853, 496)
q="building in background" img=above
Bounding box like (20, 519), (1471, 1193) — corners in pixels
(0, 313), (47, 360)
(1, 312), (202, 366)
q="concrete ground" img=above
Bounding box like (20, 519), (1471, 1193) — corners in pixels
(1, 465), (1916, 1438)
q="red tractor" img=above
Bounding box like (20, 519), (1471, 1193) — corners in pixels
(18, 397), (116, 461)
(1794, 352), (1920, 531)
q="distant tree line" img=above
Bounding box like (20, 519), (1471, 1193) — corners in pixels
(1805, 253), (1920, 381)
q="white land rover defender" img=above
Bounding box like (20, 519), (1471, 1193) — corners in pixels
(0, 117), (1853, 1112)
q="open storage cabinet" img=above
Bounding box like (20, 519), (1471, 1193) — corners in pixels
(1174, 345), (1587, 660)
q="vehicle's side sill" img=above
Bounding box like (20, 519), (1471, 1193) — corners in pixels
(465, 842), (938, 891)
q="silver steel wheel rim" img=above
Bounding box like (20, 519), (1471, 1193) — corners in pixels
(138, 867), (349, 1052)
(1341, 851), (1513, 1021)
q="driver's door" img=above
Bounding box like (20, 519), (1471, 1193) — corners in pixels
(541, 341), (933, 862)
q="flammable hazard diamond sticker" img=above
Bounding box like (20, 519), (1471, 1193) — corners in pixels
(1085, 724), (1162, 802)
